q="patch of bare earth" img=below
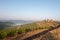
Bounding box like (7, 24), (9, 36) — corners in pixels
(50, 27), (60, 40)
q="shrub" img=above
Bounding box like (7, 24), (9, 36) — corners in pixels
(18, 29), (23, 34)
(25, 28), (31, 32)
(7, 29), (17, 37)
(0, 32), (7, 39)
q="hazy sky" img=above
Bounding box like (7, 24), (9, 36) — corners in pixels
(0, 0), (60, 20)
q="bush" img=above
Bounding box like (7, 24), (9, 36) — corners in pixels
(7, 29), (17, 37)
(0, 32), (7, 39)
(25, 28), (31, 32)
(18, 29), (23, 34)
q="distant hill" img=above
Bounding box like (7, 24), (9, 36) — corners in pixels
(0, 22), (14, 30)
(0, 20), (35, 25)
(36, 19), (59, 27)
(0, 19), (60, 30)
(0, 20), (35, 30)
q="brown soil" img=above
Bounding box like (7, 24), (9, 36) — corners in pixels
(2, 29), (46, 40)
(13, 29), (46, 40)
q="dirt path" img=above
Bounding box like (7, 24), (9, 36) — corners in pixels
(23, 25), (60, 40)
(13, 29), (46, 40)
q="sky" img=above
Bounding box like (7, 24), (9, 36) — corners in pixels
(0, 0), (60, 21)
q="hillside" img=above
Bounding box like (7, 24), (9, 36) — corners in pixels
(0, 19), (60, 40)
(0, 20), (35, 30)
(36, 19), (59, 27)
(20, 19), (59, 30)
(0, 20), (35, 25)
(0, 22), (14, 30)
(17, 19), (60, 40)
